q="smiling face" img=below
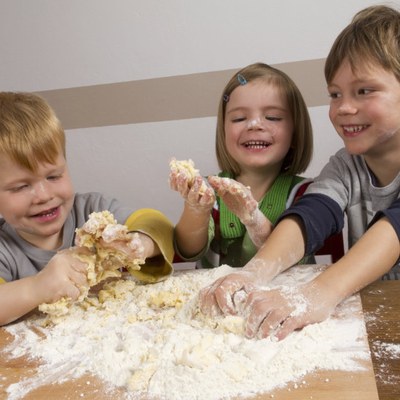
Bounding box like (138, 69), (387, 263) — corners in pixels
(0, 152), (75, 250)
(224, 80), (294, 175)
(328, 60), (400, 160)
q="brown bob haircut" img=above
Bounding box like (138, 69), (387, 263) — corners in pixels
(215, 62), (313, 177)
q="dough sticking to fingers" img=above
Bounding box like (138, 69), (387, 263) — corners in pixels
(39, 211), (145, 319)
(169, 158), (209, 194)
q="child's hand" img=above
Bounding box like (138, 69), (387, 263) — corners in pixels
(199, 270), (256, 316)
(170, 171), (215, 211)
(99, 231), (152, 262)
(244, 280), (339, 340)
(34, 248), (89, 304)
(208, 176), (272, 247)
(207, 176), (258, 224)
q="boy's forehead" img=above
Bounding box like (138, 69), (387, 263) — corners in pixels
(0, 152), (66, 175)
(332, 59), (390, 82)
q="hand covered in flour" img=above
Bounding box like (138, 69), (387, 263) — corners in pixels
(199, 269), (257, 316)
(244, 279), (340, 340)
(207, 176), (272, 247)
(34, 247), (90, 304)
(199, 257), (280, 316)
(169, 158), (215, 212)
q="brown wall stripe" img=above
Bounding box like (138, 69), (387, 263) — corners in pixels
(37, 58), (328, 130)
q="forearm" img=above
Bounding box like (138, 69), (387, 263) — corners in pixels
(314, 217), (399, 303)
(174, 202), (211, 258)
(244, 216), (306, 285)
(244, 209), (273, 248)
(0, 277), (41, 325)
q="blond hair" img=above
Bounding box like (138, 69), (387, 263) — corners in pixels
(0, 92), (65, 171)
(325, 5), (400, 84)
(215, 63), (313, 176)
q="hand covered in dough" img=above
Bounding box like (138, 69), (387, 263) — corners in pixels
(35, 247), (91, 304)
(207, 176), (272, 247)
(244, 279), (340, 340)
(169, 158), (215, 212)
(98, 230), (147, 264)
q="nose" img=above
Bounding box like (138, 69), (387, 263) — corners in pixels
(336, 97), (358, 115)
(31, 181), (53, 203)
(247, 117), (263, 130)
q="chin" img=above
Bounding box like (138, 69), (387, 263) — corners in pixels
(344, 142), (368, 156)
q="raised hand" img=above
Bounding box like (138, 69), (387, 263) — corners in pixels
(208, 176), (272, 247)
(169, 158), (215, 212)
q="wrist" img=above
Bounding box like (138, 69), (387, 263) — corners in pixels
(135, 232), (158, 259)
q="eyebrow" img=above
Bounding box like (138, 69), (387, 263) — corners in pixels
(226, 105), (288, 114)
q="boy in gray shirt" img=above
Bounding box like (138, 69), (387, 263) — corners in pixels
(0, 92), (174, 325)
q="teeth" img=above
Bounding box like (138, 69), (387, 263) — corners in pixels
(38, 209), (56, 217)
(245, 141), (269, 148)
(344, 125), (365, 133)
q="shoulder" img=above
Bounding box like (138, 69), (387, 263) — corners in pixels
(286, 177), (313, 207)
(72, 192), (135, 224)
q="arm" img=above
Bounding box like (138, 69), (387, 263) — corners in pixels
(0, 249), (88, 326)
(171, 171), (216, 258)
(199, 216), (305, 315)
(245, 217), (399, 340)
(199, 194), (344, 316)
(207, 176), (273, 248)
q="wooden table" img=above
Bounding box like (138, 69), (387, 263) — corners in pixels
(360, 280), (400, 400)
(0, 279), (398, 400)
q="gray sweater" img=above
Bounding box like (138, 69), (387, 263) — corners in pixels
(279, 148), (400, 280)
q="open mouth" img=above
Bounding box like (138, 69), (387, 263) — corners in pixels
(243, 140), (271, 149)
(343, 125), (368, 135)
(33, 207), (58, 218)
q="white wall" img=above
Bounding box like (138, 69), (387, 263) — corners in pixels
(0, 0), (393, 224)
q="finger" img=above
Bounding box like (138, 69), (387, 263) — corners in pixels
(245, 308), (268, 338)
(199, 285), (220, 316)
(176, 173), (191, 195)
(257, 309), (289, 340)
(69, 267), (88, 287)
(198, 189), (215, 207)
(275, 316), (303, 341)
(213, 276), (245, 315)
(66, 284), (81, 301)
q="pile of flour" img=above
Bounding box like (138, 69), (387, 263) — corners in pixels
(3, 265), (369, 400)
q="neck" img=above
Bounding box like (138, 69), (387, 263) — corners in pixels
(236, 166), (281, 202)
(364, 140), (400, 187)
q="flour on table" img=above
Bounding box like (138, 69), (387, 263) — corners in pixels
(3, 265), (370, 400)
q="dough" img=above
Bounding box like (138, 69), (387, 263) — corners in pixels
(39, 211), (145, 319)
(169, 158), (208, 194)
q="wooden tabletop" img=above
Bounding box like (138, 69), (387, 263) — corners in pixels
(360, 280), (400, 400)
(0, 278), (398, 400)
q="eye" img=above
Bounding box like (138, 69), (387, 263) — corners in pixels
(328, 92), (341, 99)
(265, 116), (282, 122)
(10, 184), (29, 193)
(358, 88), (373, 95)
(47, 174), (62, 181)
(231, 117), (246, 123)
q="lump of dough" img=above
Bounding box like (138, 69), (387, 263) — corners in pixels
(169, 158), (208, 194)
(39, 210), (145, 319)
